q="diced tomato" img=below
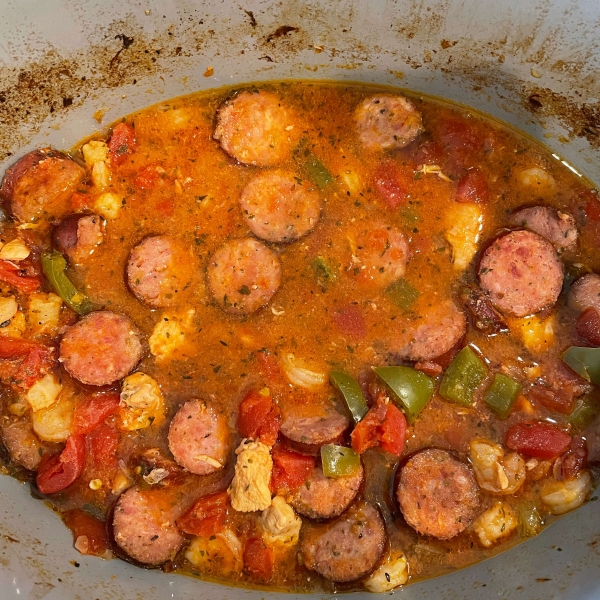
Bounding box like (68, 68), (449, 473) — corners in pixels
(177, 491), (229, 537)
(379, 404), (407, 455)
(37, 434), (86, 494)
(72, 392), (120, 435)
(270, 445), (315, 493)
(0, 338), (56, 389)
(561, 436), (587, 480)
(351, 396), (406, 456)
(70, 191), (96, 211)
(108, 122), (136, 166)
(373, 160), (412, 208)
(87, 423), (119, 475)
(583, 190), (600, 223)
(505, 421), (571, 459)
(0, 336), (38, 359)
(414, 360), (443, 377)
(237, 389), (281, 445)
(332, 304), (367, 339)
(243, 537), (273, 581)
(456, 168), (489, 203)
(0, 260), (40, 293)
(63, 509), (109, 557)
(156, 198), (175, 216)
(407, 139), (444, 166)
(576, 307), (600, 346)
(257, 351), (283, 383)
(135, 164), (166, 189)
(528, 384), (577, 415)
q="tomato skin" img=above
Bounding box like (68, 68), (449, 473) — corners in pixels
(243, 537), (273, 581)
(373, 160), (412, 208)
(332, 304), (367, 339)
(351, 397), (407, 456)
(528, 384), (577, 415)
(379, 404), (407, 455)
(36, 434), (85, 494)
(134, 164), (165, 190)
(108, 123), (136, 166)
(0, 260), (40, 293)
(0, 336), (38, 359)
(63, 509), (109, 557)
(72, 392), (120, 435)
(576, 307), (600, 346)
(87, 423), (119, 475)
(505, 421), (571, 459)
(237, 389), (281, 445)
(351, 404), (385, 454)
(270, 445), (315, 493)
(0, 337), (56, 389)
(177, 491), (229, 537)
(456, 168), (489, 203)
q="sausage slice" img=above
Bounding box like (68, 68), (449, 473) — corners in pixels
(168, 400), (231, 475)
(0, 149), (86, 223)
(1, 420), (43, 471)
(52, 213), (105, 265)
(354, 95), (423, 151)
(280, 405), (350, 447)
(127, 236), (188, 308)
(59, 311), (143, 386)
(207, 238), (281, 315)
(397, 448), (479, 540)
(300, 502), (385, 582)
(112, 486), (184, 565)
(213, 91), (300, 167)
(478, 230), (564, 317)
(291, 465), (363, 519)
(568, 273), (600, 314)
(240, 171), (322, 243)
(509, 206), (578, 253)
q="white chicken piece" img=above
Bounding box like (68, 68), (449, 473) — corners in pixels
(261, 496), (302, 546)
(149, 309), (195, 361)
(228, 440), (273, 513)
(27, 292), (63, 334)
(473, 501), (518, 548)
(364, 550), (409, 593)
(444, 202), (483, 270)
(119, 372), (165, 431)
(185, 529), (243, 575)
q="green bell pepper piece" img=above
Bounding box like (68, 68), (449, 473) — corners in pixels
(386, 279), (420, 311)
(439, 346), (487, 406)
(568, 394), (600, 429)
(311, 256), (336, 290)
(373, 366), (434, 423)
(320, 444), (361, 478)
(330, 371), (368, 423)
(305, 155), (333, 189)
(516, 501), (543, 538)
(41, 251), (93, 315)
(562, 346), (600, 385)
(483, 373), (521, 419)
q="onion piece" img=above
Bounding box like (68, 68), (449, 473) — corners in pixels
(281, 353), (326, 389)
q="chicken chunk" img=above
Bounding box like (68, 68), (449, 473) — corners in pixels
(261, 496), (302, 546)
(228, 440), (273, 512)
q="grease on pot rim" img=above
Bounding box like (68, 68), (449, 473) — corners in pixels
(0, 80), (597, 594)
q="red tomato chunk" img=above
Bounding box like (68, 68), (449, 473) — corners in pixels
(237, 389), (281, 446)
(63, 509), (109, 557)
(177, 491), (229, 537)
(270, 445), (315, 493)
(351, 398), (406, 456)
(576, 308), (600, 346)
(37, 434), (86, 494)
(505, 421), (571, 459)
(243, 537), (274, 581)
(108, 122), (136, 166)
(72, 392), (120, 435)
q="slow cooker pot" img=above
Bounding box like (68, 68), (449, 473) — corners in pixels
(0, 0), (598, 598)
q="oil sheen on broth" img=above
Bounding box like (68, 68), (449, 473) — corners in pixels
(0, 81), (598, 594)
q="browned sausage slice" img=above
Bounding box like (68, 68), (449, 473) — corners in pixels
(568, 273), (600, 314)
(52, 213), (105, 265)
(300, 502), (385, 582)
(168, 400), (231, 475)
(397, 448), (479, 540)
(280, 405), (350, 446)
(509, 206), (578, 253)
(112, 486), (184, 565)
(1, 420), (43, 471)
(240, 171), (322, 243)
(126, 236), (191, 308)
(59, 311), (143, 386)
(478, 230), (564, 317)
(354, 95), (423, 151)
(397, 300), (467, 361)
(207, 238), (281, 315)
(291, 464), (363, 519)
(0, 149), (85, 223)
(213, 91), (300, 167)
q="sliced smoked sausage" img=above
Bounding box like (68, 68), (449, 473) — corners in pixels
(213, 91), (300, 167)
(127, 236), (190, 308)
(291, 464), (363, 520)
(240, 171), (322, 243)
(168, 399), (231, 475)
(354, 95), (423, 151)
(59, 311), (143, 386)
(397, 448), (479, 540)
(52, 213), (105, 265)
(0, 149), (86, 223)
(207, 238), (281, 315)
(568, 273), (600, 314)
(300, 502), (385, 582)
(280, 405), (350, 447)
(478, 230), (564, 317)
(509, 206), (578, 253)
(112, 486), (184, 565)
